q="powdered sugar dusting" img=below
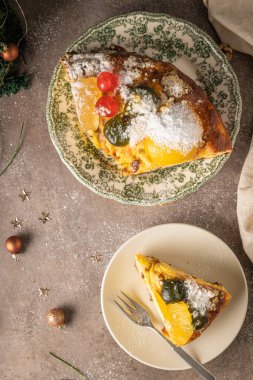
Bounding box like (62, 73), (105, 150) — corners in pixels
(123, 55), (154, 73)
(129, 100), (203, 153)
(96, 105), (111, 117)
(184, 280), (215, 316)
(72, 80), (92, 96)
(71, 81), (93, 110)
(64, 52), (202, 153)
(63, 53), (113, 81)
(118, 84), (131, 100)
(119, 68), (140, 85)
(118, 55), (153, 86)
(128, 91), (156, 115)
(161, 73), (189, 98)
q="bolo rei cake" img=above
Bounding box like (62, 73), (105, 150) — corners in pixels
(135, 254), (231, 346)
(62, 49), (232, 176)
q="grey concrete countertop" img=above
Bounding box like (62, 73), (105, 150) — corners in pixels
(0, 1), (253, 379)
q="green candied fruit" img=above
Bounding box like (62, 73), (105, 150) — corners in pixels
(104, 114), (130, 147)
(161, 279), (186, 303)
(192, 312), (209, 331)
(131, 85), (159, 103)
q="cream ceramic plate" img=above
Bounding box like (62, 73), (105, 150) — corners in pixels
(101, 224), (248, 370)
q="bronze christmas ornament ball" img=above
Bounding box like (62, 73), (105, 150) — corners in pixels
(5, 236), (23, 254)
(47, 308), (65, 327)
(1, 43), (19, 62)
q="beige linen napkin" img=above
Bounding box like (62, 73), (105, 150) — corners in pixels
(204, 0), (253, 260)
(204, 0), (253, 56)
(238, 142), (253, 260)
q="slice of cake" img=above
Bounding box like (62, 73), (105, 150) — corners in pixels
(135, 254), (231, 346)
(61, 50), (232, 176)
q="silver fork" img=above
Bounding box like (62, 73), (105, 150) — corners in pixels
(114, 291), (215, 380)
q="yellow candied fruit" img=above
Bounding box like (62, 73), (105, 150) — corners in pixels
(143, 138), (198, 167)
(74, 76), (102, 132)
(153, 291), (193, 346)
(149, 262), (176, 293)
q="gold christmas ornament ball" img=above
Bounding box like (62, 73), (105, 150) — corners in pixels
(1, 43), (19, 62)
(5, 235), (23, 254)
(47, 308), (65, 327)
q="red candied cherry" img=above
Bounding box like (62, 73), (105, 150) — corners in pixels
(97, 72), (119, 92)
(95, 95), (119, 118)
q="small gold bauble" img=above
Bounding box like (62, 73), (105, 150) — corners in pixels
(47, 308), (65, 327)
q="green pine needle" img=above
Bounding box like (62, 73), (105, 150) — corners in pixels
(0, 121), (24, 176)
(0, 73), (29, 96)
(0, 0), (29, 97)
(50, 352), (88, 380)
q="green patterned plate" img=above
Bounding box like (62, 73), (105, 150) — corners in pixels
(47, 12), (241, 206)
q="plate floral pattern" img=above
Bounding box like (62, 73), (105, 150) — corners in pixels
(47, 12), (241, 206)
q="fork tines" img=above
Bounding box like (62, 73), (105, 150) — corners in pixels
(114, 291), (146, 324)
(114, 293), (134, 315)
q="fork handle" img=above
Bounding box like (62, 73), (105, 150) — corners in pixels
(151, 326), (216, 380)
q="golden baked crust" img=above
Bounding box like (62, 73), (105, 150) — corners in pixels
(62, 50), (232, 176)
(135, 254), (231, 346)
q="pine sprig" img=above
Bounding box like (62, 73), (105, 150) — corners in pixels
(0, 122), (24, 177)
(0, 0), (23, 43)
(0, 72), (29, 95)
(0, 0), (29, 97)
(50, 352), (88, 379)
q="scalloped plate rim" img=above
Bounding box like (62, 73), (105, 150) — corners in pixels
(46, 11), (242, 206)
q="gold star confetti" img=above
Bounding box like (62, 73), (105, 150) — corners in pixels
(39, 212), (51, 224)
(39, 287), (50, 298)
(11, 217), (22, 229)
(91, 254), (102, 263)
(19, 189), (31, 201)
